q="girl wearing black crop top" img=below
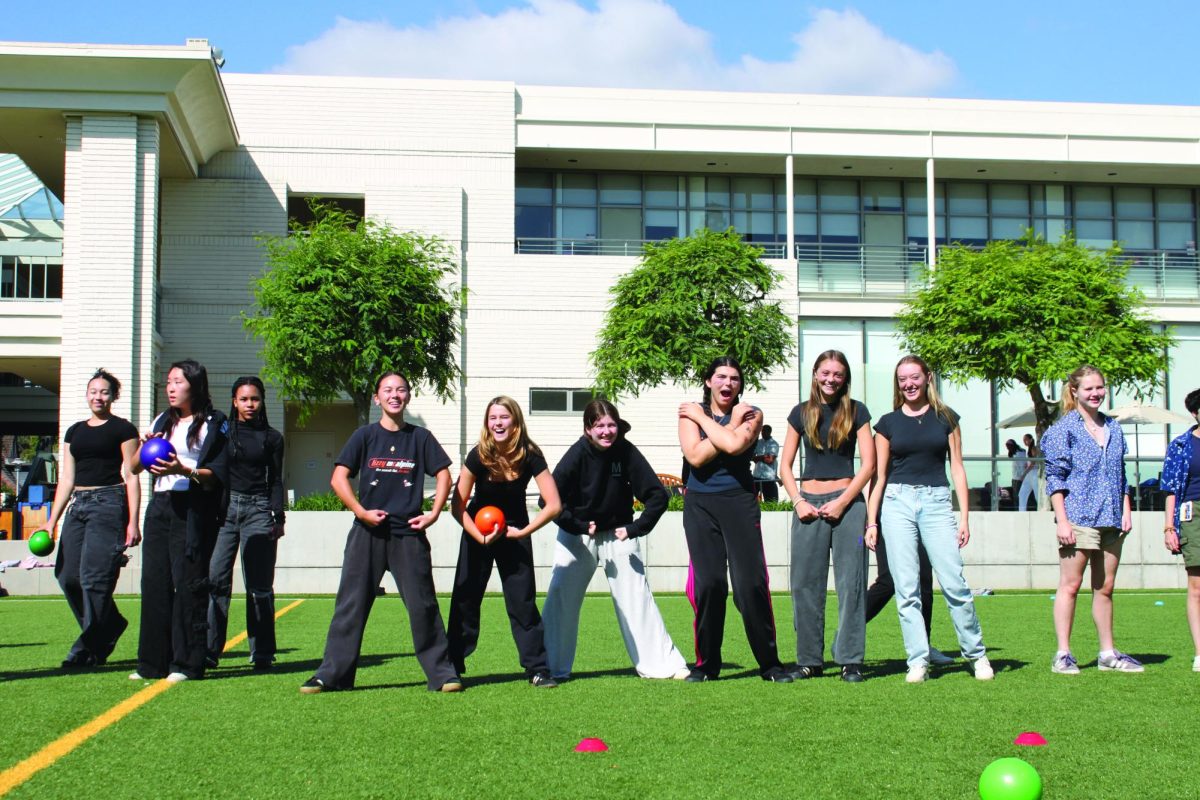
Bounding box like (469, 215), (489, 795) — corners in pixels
(44, 369), (140, 669)
(678, 356), (790, 683)
(206, 377), (285, 671)
(865, 355), (992, 684)
(447, 396), (562, 687)
(779, 350), (874, 683)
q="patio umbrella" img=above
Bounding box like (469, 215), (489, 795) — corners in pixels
(1108, 402), (1194, 507)
(993, 407), (1038, 429)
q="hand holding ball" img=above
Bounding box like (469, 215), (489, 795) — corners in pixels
(139, 437), (176, 471)
(474, 506), (506, 538)
(28, 529), (54, 557)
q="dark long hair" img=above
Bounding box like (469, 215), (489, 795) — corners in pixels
(228, 376), (268, 461)
(700, 355), (744, 409)
(166, 359), (213, 450)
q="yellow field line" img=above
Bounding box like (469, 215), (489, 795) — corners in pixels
(0, 598), (306, 797)
(223, 599), (306, 652)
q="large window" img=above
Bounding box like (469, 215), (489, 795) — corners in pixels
(515, 170), (1198, 255)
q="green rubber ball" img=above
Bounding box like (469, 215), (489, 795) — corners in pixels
(979, 757), (1042, 800)
(28, 529), (54, 557)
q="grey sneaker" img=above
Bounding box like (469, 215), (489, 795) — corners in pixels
(1098, 651), (1144, 672)
(1051, 652), (1080, 674)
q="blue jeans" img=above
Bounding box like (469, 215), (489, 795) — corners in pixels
(881, 484), (985, 667)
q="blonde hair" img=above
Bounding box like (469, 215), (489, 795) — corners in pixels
(477, 396), (542, 481)
(1061, 364), (1105, 414)
(802, 350), (855, 451)
(893, 355), (957, 430)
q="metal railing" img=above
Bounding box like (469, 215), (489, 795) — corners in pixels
(795, 243), (929, 296)
(0, 255), (62, 301)
(1119, 250), (1200, 302)
(515, 237), (788, 258)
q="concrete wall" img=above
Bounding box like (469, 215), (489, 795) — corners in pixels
(1, 511), (1185, 597)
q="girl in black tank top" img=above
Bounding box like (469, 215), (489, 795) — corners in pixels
(43, 369), (140, 668)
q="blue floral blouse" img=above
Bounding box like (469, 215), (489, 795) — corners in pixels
(1160, 426), (1199, 529)
(1041, 410), (1130, 528)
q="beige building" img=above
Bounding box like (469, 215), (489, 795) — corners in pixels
(3, 38), (1200, 506)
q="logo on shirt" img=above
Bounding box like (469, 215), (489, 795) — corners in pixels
(369, 457), (415, 474)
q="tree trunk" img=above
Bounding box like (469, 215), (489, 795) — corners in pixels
(353, 392), (371, 428)
(1027, 382), (1057, 439)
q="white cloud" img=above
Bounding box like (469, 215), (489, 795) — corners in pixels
(275, 1), (956, 96)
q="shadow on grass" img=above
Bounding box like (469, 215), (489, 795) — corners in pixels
(868, 647), (1030, 679)
(211, 650), (414, 679)
(0, 641), (47, 648)
(0, 658), (139, 682)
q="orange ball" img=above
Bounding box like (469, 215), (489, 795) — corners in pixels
(474, 505), (506, 536)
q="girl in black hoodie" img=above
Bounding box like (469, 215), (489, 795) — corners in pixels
(542, 400), (688, 680)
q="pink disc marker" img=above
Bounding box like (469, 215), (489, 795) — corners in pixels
(1013, 731), (1047, 746)
(574, 738), (609, 753)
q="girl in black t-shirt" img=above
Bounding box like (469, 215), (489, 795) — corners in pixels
(206, 376), (285, 670)
(779, 349), (874, 682)
(447, 395), (562, 687)
(865, 355), (991, 684)
(301, 372), (461, 694)
(44, 369), (141, 669)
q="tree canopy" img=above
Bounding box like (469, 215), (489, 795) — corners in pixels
(245, 203), (460, 425)
(590, 227), (793, 399)
(896, 233), (1173, 433)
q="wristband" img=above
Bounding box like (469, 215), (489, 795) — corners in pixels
(865, 523), (878, 531)
(1165, 526), (1178, 533)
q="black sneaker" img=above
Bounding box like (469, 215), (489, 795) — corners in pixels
(299, 677), (330, 694)
(684, 668), (712, 683)
(762, 667), (794, 683)
(204, 655), (220, 670)
(788, 664), (823, 680)
(61, 652), (98, 670)
(530, 672), (558, 688)
(841, 664), (865, 683)
(251, 660), (274, 672)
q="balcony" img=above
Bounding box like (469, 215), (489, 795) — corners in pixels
(0, 243), (62, 302)
(515, 237), (788, 258)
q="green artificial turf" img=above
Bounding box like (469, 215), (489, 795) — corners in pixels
(1, 590), (1195, 799)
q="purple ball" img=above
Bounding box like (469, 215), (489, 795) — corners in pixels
(139, 437), (177, 470)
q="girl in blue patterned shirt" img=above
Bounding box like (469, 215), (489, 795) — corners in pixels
(1041, 365), (1138, 674)
(1159, 387), (1200, 672)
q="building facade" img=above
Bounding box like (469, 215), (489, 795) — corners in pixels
(3, 40), (1200, 507)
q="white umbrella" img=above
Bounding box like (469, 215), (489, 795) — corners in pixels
(1107, 402), (1194, 507)
(993, 407), (1038, 429)
(1108, 402), (1193, 426)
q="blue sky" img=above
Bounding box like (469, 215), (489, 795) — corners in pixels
(10, 1), (1200, 104)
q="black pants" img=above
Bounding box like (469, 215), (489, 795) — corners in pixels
(756, 480), (779, 502)
(208, 492), (278, 665)
(684, 490), (782, 677)
(315, 525), (458, 690)
(865, 527), (934, 638)
(447, 532), (549, 676)
(55, 485), (130, 662)
(139, 491), (217, 679)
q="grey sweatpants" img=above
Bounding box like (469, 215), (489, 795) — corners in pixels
(789, 489), (868, 667)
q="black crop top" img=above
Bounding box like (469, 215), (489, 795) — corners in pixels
(65, 416), (139, 487)
(787, 401), (871, 481)
(874, 406), (960, 488)
(463, 446), (549, 528)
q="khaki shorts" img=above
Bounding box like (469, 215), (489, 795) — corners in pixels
(1059, 523), (1124, 556)
(1179, 518), (1200, 569)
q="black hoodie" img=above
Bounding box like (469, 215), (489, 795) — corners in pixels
(551, 436), (668, 538)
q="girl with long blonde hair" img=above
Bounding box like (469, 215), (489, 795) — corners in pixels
(447, 396), (562, 687)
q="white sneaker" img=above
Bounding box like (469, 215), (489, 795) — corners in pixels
(128, 671), (147, 681)
(929, 648), (956, 666)
(972, 656), (994, 681)
(1097, 651), (1144, 673)
(672, 668), (692, 681)
(1193, 656), (1200, 673)
(165, 672), (190, 683)
(905, 664), (927, 684)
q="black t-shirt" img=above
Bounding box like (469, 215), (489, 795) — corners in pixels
(463, 445), (549, 528)
(335, 422), (451, 536)
(787, 400), (871, 481)
(227, 421), (286, 515)
(874, 406), (960, 488)
(65, 416), (139, 487)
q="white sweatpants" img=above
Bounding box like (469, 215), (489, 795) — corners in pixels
(542, 527), (687, 679)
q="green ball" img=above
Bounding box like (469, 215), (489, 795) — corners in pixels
(28, 529), (54, 557)
(979, 757), (1042, 800)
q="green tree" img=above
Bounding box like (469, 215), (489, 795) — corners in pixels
(245, 203), (460, 426)
(897, 233), (1173, 434)
(591, 228), (793, 398)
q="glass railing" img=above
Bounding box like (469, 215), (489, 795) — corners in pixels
(515, 237), (788, 258)
(795, 242), (929, 295)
